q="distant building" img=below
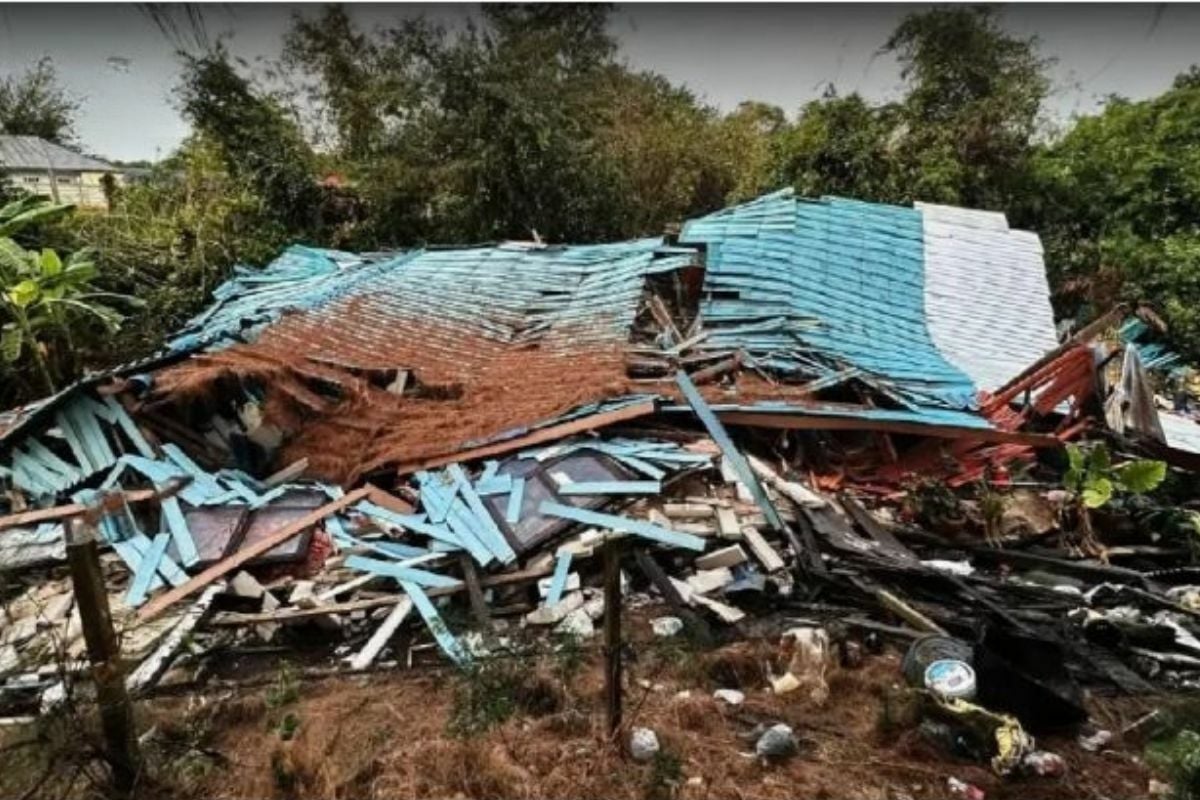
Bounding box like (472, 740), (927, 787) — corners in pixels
(0, 135), (125, 209)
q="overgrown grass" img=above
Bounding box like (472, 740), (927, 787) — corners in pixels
(1147, 699), (1200, 799)
(447, 655), (563, 738)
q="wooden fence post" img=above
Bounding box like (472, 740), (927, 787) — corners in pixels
(603, 539), (623, 739)
(65, 515), (140, 794)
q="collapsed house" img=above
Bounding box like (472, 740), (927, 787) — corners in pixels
(2, 189), (1200, 775)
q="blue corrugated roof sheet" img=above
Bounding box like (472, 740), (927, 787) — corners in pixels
(681, 190), (980, 412)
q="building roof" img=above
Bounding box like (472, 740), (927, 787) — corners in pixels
(1, 190), (1067, 483)
(154, 239), (696, 481)
(0, 135), (117, 172)
(680, 189), (1060, 409)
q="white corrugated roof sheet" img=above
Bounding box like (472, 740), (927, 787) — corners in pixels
(0, 135), (115, 172)
(1159, 410), (1200, 456)
(919, 201), (1060, 393)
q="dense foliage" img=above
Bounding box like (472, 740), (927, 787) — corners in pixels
(0, 57), (80, 145)
(1, 4), (1199, 406)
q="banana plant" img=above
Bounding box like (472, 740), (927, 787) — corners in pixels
(1062, 441), (1166, 555)
(0, 196), (74, 238)
(0, 237), (137, 394)
(1063, 442), (1167, 508)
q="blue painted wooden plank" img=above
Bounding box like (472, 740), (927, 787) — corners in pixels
(83, 396), (118, 424)
(354, 501), (469, 553)
(558, 480), (661, 496)
(127, 533), (188, 586)
(546, 550), (572, 605)
(160, 496), (199, 567)
(505, 477), (525, 524)
(54, 408), (94, 472)
(675, 371), (785, 531)
(325, 514), (349, 539)
(478, 460), (500, 483)
(248, 485), (290, 509)
(441, 499), (496, 566)
(162, 444), (224, 496)
(447, 464), (516, 563)
(121, 456), (216, 505)
(129, 534), (187, 586)
(24, 440), (82, 484)
(475, 474), (513, 496)
(346, 555), (461, 589)
(330, 524), (428, 560)
(13, 449), (67, 494)
(416, 471), (455, 523)
(429, 540), (463, 553)
(111, 539), (164, 592)
(125, 532), (170, 607)
(611, 454), (667, 479)
(537, 501), (706, 552)
(71, 401), (116, 470)
(370, 540), (429, 559)
(401, 580), (468, 664)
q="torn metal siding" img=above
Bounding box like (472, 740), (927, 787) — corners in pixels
(918, 202), (1060, 392)
(680, 190), (980, 412)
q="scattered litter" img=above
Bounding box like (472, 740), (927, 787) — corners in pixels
(651, 616), (684, 638)
(755, 723), (799, 760)
(713, 688), (745, 705)
(1078, 729), (1114, 752)
(630, 727), (660, 762)
(947, 777), (986, 800)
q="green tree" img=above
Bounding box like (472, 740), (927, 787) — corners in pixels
(47, 135), (291, 359)
(886, 6), (1049, 208)
(1030, 69), (1200, 356)
(714, 101), (788, 203)
(0, 198), (135, 395)
(0, 57), (80, 145)
(775, 8), (1049, 211)
(283, 3), (744, 244)
(178, 46), (324, 237)
(776, 91), (902, 202)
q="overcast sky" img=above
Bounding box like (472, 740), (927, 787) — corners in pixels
(0, 3), (1194, 162)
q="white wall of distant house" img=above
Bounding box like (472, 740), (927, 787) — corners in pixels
(4, 169), (123, 209)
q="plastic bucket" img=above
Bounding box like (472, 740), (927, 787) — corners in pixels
(924, 659), (977, 700)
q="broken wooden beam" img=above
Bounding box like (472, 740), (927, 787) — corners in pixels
(0, 485), (180, 533)
(716, 411), (1062, 448)
(347, 597), (414, 671)
(393, 399), (656, 476)
(689, 352), (742, 385)
(876, 589), (948, 635)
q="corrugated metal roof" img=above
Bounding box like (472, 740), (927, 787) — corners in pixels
(681, 189), (979, 411)
(0, 135), (116, 172)
(154, 238), (698, 481)
(168, 245), (386, 353)
(918, 202), (1059, 392)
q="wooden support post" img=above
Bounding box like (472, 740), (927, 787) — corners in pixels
(459, 554), (492, 631)
(603, 541), (622, 739)
(65, 517), (140, 793)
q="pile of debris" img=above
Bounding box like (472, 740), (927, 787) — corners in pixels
(2, 190), (1200, 787)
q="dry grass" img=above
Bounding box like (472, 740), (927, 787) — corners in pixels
(0, 639), (1163, 800)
